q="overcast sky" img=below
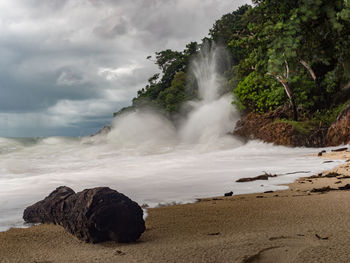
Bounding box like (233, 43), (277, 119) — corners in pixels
(0, 0), (250, 137)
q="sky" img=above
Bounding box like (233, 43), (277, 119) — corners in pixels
(0, 0), (250, 137)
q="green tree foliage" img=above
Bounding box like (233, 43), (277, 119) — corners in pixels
(158, 71), (190, 113)
(116, 0), (350, 123)
(229, 0), (350, 120)
(234, 72), (285, 112)
(131, 42), (199, 114)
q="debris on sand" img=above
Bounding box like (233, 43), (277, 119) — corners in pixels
(236, 172), (277, 183)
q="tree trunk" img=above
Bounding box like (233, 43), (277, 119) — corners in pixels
(300, 60), (316, 81)
(290, 97), (298, 121)
(275, 77), (298, 121)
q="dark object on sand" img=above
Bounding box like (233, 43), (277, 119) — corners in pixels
(331, 147), (348, 152)
(311, 184), (350, 193)
(224, 191), (233, 197)
(311, 172), (340, 179)
(311, 186), (334, 193)
(23, 186), (145, 243)
(310, 173), (323, 178)
(338, 184), (350, 190)
(236, 172), (277, 183)
(207, 232), (220, 236)
(323, 160), (334, 164)
(318, 150), (326, 156)
(324, 172), (340, 178)
(315, 234), (329, 240)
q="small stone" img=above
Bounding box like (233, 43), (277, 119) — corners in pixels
(318, 150), (326, 156)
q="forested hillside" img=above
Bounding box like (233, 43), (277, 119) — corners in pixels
(115, 0), (350, 140)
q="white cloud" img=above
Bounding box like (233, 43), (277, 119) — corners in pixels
(0, 0), (251, 136)
(57, 70), (84, 86)
(98, 64), (141, 81)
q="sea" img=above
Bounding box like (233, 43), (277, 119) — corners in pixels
(0, 44), (343, 231)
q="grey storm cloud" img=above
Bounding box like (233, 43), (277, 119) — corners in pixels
(0, 0), (251, 137)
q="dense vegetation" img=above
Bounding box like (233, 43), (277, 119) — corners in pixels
(116, 0), (350, 126)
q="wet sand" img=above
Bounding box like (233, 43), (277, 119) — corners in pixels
(1, 150), (350, 263)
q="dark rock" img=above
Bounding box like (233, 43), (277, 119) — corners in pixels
(318, 150), (326, 156)
(23, 186), (145, 243)
(224, 191), (233, 197)
(236, 173), (277, 183)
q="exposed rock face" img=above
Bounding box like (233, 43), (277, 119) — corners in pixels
(23, 186), (145, 243)
(326, 105), (350, 146)
(234, 108), (327, 147)
(91, 125), (111, 137)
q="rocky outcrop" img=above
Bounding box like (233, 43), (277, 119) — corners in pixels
(234, 108), (327, 147)
(326, 105), (350, 146)
(91, 125), (111, 137)
(23, 186), (145, 243)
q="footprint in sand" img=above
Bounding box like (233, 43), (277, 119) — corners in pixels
(242, 235), (325, 263)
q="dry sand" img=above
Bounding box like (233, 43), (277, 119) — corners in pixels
(2, 150), (350, 263)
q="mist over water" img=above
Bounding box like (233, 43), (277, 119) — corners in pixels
(0, 45), (343, 231)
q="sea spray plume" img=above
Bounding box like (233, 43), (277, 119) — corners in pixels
(190, 43), (229, 102)
(178, 43), (241, 147)
(90, 42), (241, 150)
(106, 109), (178, 152)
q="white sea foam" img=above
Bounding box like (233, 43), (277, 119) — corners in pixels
(0, 44), (343, 231)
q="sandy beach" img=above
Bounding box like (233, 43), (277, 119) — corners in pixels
(2, 150), (350, 263)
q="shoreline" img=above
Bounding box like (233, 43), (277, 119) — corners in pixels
(1, 150), (350, 262)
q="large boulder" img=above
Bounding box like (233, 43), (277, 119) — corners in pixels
(23, 186), (145, 243)
(326, 105), (350, 146)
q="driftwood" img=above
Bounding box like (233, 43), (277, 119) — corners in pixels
(236, 172), (277, 183)
(236, 171), (310, 183)
(23, 186), (145, 243)
(331, 147), (348, 152)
